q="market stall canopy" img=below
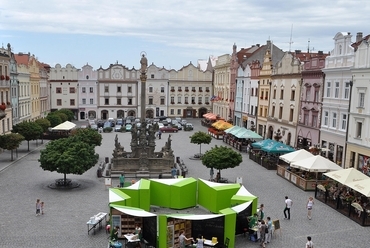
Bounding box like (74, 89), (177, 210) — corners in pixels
(290, 155), (343, 172)
(279, 149), (314, 164)
(345, 178), (370, 197)
(251, 139), (276, 149)
(224, 126), (240, 134)
(51, 121), (76, 131)
(203, 113), (218, 120)
(261, 142), (295, 154)
(229, 126), (243, 135)
(234, 128), (263, 140)
(324, 168), (369, 185)
(212, 120), (233, 130)
(111, 205), (156, 217)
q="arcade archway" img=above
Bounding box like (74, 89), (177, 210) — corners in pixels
(198, 107), (208, 118)
(127, 110), (136, 117)
(146, 109), (154, 118)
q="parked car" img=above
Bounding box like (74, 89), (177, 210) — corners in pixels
(97, 120), (105, 128)
(160, 126), (178, 133)
(114, 125), (122, 132)
(125, 124), (132, 131)
(180, 120), (187, 126)
(175, 123), (182, 130)
(184, 123), (193, 131)
(175, 117), (182, 123)
(157, 123), (164, 129)
(116, 119), (123, 125)
(90, 124), (98, 131)
(104, 122), (111, 128)
(162, 120), (169, 126)
(125, 119), (132, 125)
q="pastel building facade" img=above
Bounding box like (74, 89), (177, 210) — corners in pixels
(14, 53), (31, 123)
(213, 54), (231, 119)
(78, 64), (98, 120)
(321, 32), (355, 164)
(0, 45), (12, 134)
(346, 33), (370, 171)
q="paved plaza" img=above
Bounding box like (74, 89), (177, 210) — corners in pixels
(0, 120), (368, 248)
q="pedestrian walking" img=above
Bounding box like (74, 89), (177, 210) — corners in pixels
(41, 201), (45, 215)
(119, 173), (125, 188)
(306, 196), (314, 220)
(210, 167), (214, 180)
(158, 130), (162, 139)
(265, 217), (272, 244)
(283, 196), (293, 220)
(171, 166), (177, 178)
(305, 236), (314, 248)
(36, 199), (41, 216)
(257, 204), (264, 221)
(259, 220), (266, 247)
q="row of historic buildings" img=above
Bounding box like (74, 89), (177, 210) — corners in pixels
(1, 31), (370, 170)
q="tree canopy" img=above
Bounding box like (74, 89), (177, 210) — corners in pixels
(0, 133), (25, 160)
(35, 118), (51, 133)
(39, 137), (99, 184)
(56, 109), (75, 121)
(12, 121), (43, 151)
(189, 131), (212, 155)
(46, 113), (63, 127)
(201, 145), (243, 177)
(70, 128), (102, 147)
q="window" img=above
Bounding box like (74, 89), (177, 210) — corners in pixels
(117, 86), (121, 93)
(104, 86), (109, 93)
(117, 98), (121, 105)
(199, 87), (202, 92)
(324, 111), (328, 126)
(271, 106), (275, 117)
(82, 87), (86, 93)
(205, 96), (209, 103)
(170, 109), (174, 115)
(273, 89), (276, 99)
(56, 87), (61, 93)
(56, 99), (62, 105)
(105, 98), (109, 105)
(289, 109), (294, 122)
(326, 82), (331, 97)
(280, 89), (284, 99)
(178, 87), (182, 91)
(334, 82), (339, 98)
(314, 90), (319, 102)
(128, 86), (132, 93)
(260, 91), (264, 99)
(177, 109), (181, 115)
(264, 108), (268, 117)
(304, 113), (309, 125)
(161, 86), (164, 93)
(341, 114), (347, 130)
(148, 97), (153, 105)
(279, 107), (283, 119)
(177, 96), (181, 104)
(356, 122), (362, 138)
(198, 97), (202, 103)
(305, 87), (310, 101)
(170, 96), (174, 103)
(185, 96), (189, 103)
(90, 98), (93, 104)
(70, 99), (75, 106)
(185, 87), (189, 92)
(359, 93), (365, 108)
(312, 115), (317, 127)
(149, 86), (153, 93)
(332, 112), (337, 128)
(128, 98), (132, 105)
(206, 87), (209, 92)
(160, 97), (165, 105)
(251, 88), (254, 96)
(191, 97), (195, 104)
(171, 86), (175, 92)
(82, 98), (86, 104)
(344, 82), (350, 99)
(192, 87), (196, 92)
(151, 74), (154, 79)
(259, 107), (263, 116)
(291, 90), (295, 101)
(89, 87), (93, 93)
(69, 87), (75, 93)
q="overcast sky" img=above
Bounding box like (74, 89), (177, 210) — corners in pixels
(1, 0), (369, 70)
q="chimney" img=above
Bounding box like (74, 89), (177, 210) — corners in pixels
(256, 44), (260, 47)
(318, 51), (323, 55)
(295, 50), (301, 54)
(356, 32), (363, 43)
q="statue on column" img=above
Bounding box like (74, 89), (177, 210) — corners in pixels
(140, 54), (148, 73)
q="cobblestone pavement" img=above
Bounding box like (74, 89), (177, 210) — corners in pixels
(0, 120), (368, 248)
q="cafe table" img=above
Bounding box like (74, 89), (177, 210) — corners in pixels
(123, 233), (141, 248)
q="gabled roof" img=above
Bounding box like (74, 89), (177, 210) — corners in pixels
(351, 34), (370, 51)
(14, 53), (30, 65)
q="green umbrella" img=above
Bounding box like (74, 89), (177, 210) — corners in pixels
(251, 139), (276, 149)
(261, 142), (295, 154)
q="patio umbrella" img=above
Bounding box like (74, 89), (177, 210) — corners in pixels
(251, 139), (276, 149)
(345, 178), (370, 197)
(290, 155), (343, 172)
(224, 126), (240, 134)
(234, 128), (263, 140)
(261, 142), (296, 154)
(229, 126), (242, 135)
(279, 149), (314, 164)
(324, 168), (369, 185)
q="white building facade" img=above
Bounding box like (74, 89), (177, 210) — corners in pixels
(78, 64), (98, 120)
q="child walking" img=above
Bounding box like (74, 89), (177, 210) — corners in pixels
(36, 199), (41, 216)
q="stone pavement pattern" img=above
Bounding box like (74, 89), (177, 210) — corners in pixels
(0, 120), (368, 248)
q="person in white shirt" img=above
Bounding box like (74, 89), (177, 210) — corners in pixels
(306, 196), (314, 220)
(284, 196), (293, 220)
(305, 236), (314, 248)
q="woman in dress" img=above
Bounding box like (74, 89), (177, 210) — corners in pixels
(306, 196), (314, 220)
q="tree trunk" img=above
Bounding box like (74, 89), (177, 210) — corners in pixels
(11, 149), (14, 161)
(27, 140), (30, 151)
(64, 173), (67, 185)
(199, 144), (202, 156)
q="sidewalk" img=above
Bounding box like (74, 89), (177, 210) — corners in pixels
(0, 139), (48, 173)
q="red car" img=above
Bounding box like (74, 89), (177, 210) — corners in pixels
(160, 127), (178, 133)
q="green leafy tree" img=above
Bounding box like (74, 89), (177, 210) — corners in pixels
(55, 112), (68, 122)
(70, 128), (102, 147)
(57, 109), (75, 121)
(35, 118), (51, 144)
(47, 113), (62, 127)
(39, 137), (99, 185)
(190, 131), (212, 156)
(0, 133), (25, 161)
(201, 145), (243, 179)
(12, 121), (43, 151)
